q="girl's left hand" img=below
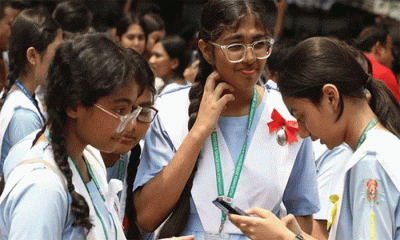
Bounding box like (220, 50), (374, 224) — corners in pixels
(229, 207), (296, 240)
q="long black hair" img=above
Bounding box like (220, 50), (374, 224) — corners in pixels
(44, 32), (151, 232)
(277, 36), (400, 137)
(0, 8), (59, 110)
(157, 0), (273, 237)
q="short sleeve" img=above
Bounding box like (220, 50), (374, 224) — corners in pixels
(133, 115), (176, 192)
(2, 168), (69, 239)
(282, 137), (320, 216)
(337, 155), (400, 239)
(313, 144), (353, 220)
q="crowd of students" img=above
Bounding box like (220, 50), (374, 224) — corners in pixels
(1, 0), (400, 240)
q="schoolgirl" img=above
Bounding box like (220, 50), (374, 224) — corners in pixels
(229, 37), (400, 240)
(0, 33), (150, 239)
(133, 0), (319, 239)
(0, 8), (62, 172)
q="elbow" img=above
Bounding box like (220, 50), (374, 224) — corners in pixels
(136, 212), (161, 232)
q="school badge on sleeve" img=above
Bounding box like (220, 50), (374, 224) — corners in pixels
(366, 179), (378, 202)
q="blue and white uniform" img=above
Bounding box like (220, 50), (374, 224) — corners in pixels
(0, 88), (45, 173)
(134, 84), (319, 239)
(329, 129), (400, 240)
(313, 142), (353, 221)
(0, 132), (126, 240)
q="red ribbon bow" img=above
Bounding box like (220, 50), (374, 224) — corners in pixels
(267, 109), (299, 145)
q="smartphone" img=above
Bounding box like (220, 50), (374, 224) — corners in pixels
(212, 198), (249, 216)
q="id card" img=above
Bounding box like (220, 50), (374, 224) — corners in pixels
(205, 232), (229, 240)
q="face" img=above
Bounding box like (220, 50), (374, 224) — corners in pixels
(379, 35), (394, 69)
(148, 42), (176, 81)
(203, 14), (268, 91)
(283, 96), (343, 149)
(0, 6), (21, 52)
(75, 81), (139, 153)
(146, 29), (166, 56)
(120, 23), (146, 55)
(112, 88), (154, 154)
(35, 29), (63, 85)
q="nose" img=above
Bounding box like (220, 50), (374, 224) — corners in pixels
(149, 55), (156, 65)
(123, 118), (138, 133)
(297, 124), (311, 139)
(241, 45), (256, 64)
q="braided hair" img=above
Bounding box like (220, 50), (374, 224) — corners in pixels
(44, 32), (150, 231)
(0, 8), (59, 110)
(157, 0), (272, 237)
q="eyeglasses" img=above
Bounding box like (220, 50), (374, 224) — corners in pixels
(94, 103), (158, 133)
(210, 39), (274, 63)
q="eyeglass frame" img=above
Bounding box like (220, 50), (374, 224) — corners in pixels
(93, 103), (158, 134)
(209, 38), (274, 63)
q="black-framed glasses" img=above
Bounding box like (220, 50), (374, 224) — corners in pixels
(210, 39), (274, 63)
(94, 104), (158, 133)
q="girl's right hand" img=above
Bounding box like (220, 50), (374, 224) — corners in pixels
(192, 71), (235, 136)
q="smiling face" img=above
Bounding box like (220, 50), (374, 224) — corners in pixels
(283, 95), (344, 150)
(200, 14), (268, 92)
(120, 23), (146, 55)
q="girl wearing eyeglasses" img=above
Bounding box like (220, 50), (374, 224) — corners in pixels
(133, 0), (319, 239)
(0, 33), (152, 239)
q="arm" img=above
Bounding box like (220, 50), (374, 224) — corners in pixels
(7, 108), (42, 147)
(312, 220), (329, 240)
(283, 138), (320, 234)
(134, 72), (235, 232)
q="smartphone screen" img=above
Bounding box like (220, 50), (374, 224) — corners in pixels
(212, 198), (249, 216)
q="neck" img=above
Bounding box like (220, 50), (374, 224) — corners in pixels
(17, 72), (39, 96)
(221, 85), (263, 117)
(163, 72), (176, 85)
(344, 101), (378, 151)
(64, 121), (90, 182)
(101, 151), (123, 168)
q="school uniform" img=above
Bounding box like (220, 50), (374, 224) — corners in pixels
(0, 131), (126, 240)
(0, 87), (45, 173)
(329, 129), (400, 239)
(134, 84), (319, 239)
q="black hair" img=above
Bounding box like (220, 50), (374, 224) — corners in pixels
(278, 36), (400, 137)
(157, 0), (272, 237)
(0, 8), (60, 110)
(0, 0), (25, 20)
(140, 12), (165, 37)
(354, 25), (390, 53)
(114, 12), (143, 37)
(52, 0), (93, 36)
(44, 32), (153, 231)
(159, 34), (190, 78)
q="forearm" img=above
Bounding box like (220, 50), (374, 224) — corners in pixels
(311, 220), (329, 240)
(134, 127), (210, 231)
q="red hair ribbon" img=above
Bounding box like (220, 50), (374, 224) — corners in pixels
(267, 109), (299, 144)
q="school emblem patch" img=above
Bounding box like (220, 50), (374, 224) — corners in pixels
(366, 179), (378, 201)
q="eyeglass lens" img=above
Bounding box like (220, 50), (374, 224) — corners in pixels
(225, 40), (273, 62)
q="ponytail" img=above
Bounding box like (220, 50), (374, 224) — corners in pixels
(367, 76), (400, 138)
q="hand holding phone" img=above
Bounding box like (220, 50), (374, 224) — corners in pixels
(212, 198), (249, 216)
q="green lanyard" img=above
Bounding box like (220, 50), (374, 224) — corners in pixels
(211, 87), (258, 226)
(354, 116), (378, 151)
(45, 130), (118, 240)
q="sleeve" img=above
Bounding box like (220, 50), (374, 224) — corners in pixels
(3, 168), (69, 239)
(346, 155), (400, 240)
(282, 137), (320, 216)
(133, 114), (176, 192)
(6, 108), (42, 147)
(313, 144), (353, 220)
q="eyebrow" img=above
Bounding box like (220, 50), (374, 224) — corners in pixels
(112, 98), (134, 105)
(223, 33), (267, 42)
(138, 101), (154, 107)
